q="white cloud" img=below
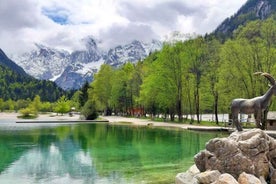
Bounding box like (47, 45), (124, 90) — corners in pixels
(0, 0), (247, 55)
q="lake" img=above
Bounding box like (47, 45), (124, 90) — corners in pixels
(0, 122), (227, 183)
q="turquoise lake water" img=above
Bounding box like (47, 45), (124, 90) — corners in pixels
(0, 122), (227, 183)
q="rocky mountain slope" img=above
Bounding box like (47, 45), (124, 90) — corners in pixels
(0, 49), (28, 76)
(214, 0), (276, 39)
(0, 49), (66, 101)
(12, 38), (162, 90)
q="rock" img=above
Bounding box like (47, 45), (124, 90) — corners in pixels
(194, 129), (276, 180)
(175, 164), (199, 184)
(270, 169), (276, 184)
(238, 172), (262, 184)
(259, 176), (267, 184)
(195, 170), (221, 184)
(212, 173), (238, 184)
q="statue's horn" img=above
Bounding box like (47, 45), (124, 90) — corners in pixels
(254, 72), (263, 76)
(261, 72), (276, 85)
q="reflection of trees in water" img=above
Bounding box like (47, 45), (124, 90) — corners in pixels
(0, 124), (227, 183)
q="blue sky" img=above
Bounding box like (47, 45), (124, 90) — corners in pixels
(0, 0), (247, 55)
(42, 7), (70, 25)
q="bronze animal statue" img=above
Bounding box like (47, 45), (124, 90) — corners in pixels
(230, 72), (276, 131)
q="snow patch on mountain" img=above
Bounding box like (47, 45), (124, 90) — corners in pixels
(75, 59), (104, 75)
(12, 37), (163, 90)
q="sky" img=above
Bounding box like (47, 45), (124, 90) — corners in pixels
(0, 0), (247, 55)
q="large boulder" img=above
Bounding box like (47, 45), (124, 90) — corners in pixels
(194, 129), (276, 182)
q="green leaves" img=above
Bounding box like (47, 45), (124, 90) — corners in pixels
(83, 17), (276, 121)
(53, 96), (71, 115)
(0, 64), (66, 102)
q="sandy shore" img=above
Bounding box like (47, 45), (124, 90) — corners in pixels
(102, 115), (229, 130)
(0, 112), (80, 122)
(1, 112), (276, 137)
(0, 112), (233, 133)
(0, 112), (226, 130)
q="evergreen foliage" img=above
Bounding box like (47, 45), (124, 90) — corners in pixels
(0, 64), (66, 102)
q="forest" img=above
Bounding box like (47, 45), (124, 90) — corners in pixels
(2, 17), (276, 124)
(84, 18), (276, 123)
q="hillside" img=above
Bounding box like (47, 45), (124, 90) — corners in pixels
(0, 49), (27, 76)
(214, 0), (276, 40)
(0, 49), (66, 101)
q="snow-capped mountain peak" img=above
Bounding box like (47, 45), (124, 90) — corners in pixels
(12, 37), (162, 90)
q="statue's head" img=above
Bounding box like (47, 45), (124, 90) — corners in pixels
(255, 72), (276, 95)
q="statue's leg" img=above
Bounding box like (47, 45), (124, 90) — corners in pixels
(254, 111), (262, 129)
(233, 113), (243, 131)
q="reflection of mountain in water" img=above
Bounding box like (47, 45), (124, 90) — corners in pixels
(0, 123), (226, 183)
(0, 138), (127, 184)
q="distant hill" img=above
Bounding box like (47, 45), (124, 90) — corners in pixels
(214, 0), (276, 40)
(0, 49), (27, 76)
(0, 49), (66, 101)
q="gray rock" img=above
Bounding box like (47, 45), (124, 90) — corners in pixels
(194, 129), (275, 180)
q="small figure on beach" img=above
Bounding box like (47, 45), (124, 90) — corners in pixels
(230, 72), (276, 131)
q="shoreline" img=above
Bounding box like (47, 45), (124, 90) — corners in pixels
(102, 115), (231, 131)
(2, 112), (276, 137)
(0, 112), (231, 131)
(0, 112), (80, 122)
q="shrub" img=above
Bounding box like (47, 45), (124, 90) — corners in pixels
(18, 107), (38, 119)
(81, 100), (98, 120)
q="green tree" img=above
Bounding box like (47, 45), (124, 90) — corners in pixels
(31, 95), (42, 112)
(0, 98), (4, 112)
(140, 43), (185, 121)
(54, 96), (71, 115)
(90, 64), (114, 115)
(40, 102), (52, 112)
(5, 99), (15, 111)
(110, 63), (141, 115)
(200, 37), (221, 124)
(81, 100), (98, 120)
(181, 37), (208, 123)
(79, 81), (89, 107)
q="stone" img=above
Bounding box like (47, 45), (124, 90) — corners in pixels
(212, 173), (238, 184)
(194, 129), (276, 180)
(195, 170), (221, 184)
(175, 164), (199, 184)
(238, 172), (262, 184)
(270, 170), (276, 184)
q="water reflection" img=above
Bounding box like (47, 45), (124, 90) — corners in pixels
(0, 123), (227, 183)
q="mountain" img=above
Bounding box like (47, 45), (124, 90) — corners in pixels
(214, 0), (276, 39)
(104, 40), (162, 67)
(0, 49), (28, 76)
(12, 38), (162, 90)
(12, 44), (70, 81)
(0, 49), (66, 101)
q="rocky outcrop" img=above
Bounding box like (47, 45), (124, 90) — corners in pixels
(176, 129), (276, 183)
